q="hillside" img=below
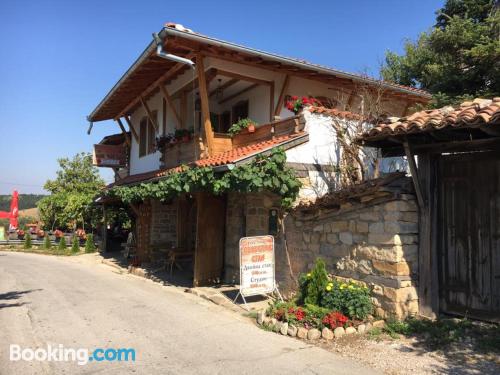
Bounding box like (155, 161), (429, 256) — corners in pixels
(0, 194), (46, 211)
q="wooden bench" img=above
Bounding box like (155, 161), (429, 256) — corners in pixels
(166, 247), (194, 276)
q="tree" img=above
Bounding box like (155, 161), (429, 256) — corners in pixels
(43, 234), (52, 250)
(58, 236), (67, 252)
(381, 0), (500, 107)
(71, 236), (79, 253)
(85, 234), (96, 253)
(37, 153), (105, 231)
(24, 233), (32, 249)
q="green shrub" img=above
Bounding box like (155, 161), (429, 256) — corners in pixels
(23, 233), (32, 249)
(321, 280), (372, 320)
(43, 234), (52, 250)
(71, 236), (79, 253)
(302, 304), (330, 328)
(85, 234), (96, 253)
(298, 258), (328, 306)
(58, 236), (67, 252)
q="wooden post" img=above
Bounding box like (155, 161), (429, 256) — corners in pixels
(196, 53), (214, 156)
(404, 141), (425, 208)
(274, 75), (290, 117)
(180, 91), (187, 128)
(123, 116), (139, 143)
(269, 81), (274, 122)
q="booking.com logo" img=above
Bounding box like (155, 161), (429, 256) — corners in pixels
(10, 344), (136, 366)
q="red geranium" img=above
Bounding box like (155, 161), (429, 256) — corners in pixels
(322, 311), (349, 330)
(285, 96), (319, 114)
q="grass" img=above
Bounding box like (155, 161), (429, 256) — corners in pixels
(376, 317), (500, 354)
(0, 244), (84, 256)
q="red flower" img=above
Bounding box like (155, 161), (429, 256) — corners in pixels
(322, 311), (349, 330)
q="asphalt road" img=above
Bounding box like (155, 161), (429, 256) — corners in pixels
(0, 251), (379, 374)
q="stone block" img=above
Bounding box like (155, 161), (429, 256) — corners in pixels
(327, 233), (339, 244)
(313, 224), (324, 232)
(322, 327), (334, 340)
(319, 243), (334, 256)
(307, 328), (321, 340)
(384, 222), (418, 234)
(357, 324), (366, 334)
(359, 211), (380, 221)
(357, 222), (369, 233)
(368, 233), (402, 245)
(369, 222), (384, 234)
(297, 327), (308, 339)
(372, 260), (411, 276)
(287, 325), (298, 337)
(280, 322), (289, 335)
(383, 286), (418, 302)
(345, 327), (357, 335)
(330, 221), (349, 232)
(334, 327), (345, 338)
(339, 232), (353, 245)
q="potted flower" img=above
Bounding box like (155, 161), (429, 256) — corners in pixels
(285, 96), (319, 114)
(16, 229), (25, 240)
(228, 118), (257, 136)
(156, 133), (175, 151)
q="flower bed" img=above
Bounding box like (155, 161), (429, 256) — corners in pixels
(256, 258), (384, 340)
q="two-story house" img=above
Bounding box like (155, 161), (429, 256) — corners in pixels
(88, 23), (430, 288)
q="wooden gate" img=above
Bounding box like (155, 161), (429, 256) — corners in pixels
(193, 193), (226, 286)
(438, 152), (500, 321)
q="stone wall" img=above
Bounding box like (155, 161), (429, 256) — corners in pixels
(149, 200), (177, 255)
(224, 182), (420, 319)
(284, 194), (419, 319)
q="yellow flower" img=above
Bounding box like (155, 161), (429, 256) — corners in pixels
(348, 285), (354, 290)
(307, 273), (311, 278)
(326, 285), (332, 291)
(340, 285), (345, 290)
(328, 282), (333, 287)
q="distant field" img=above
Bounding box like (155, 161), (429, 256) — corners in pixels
(18, 207), (39, 219)
(0, 194), (45, 211)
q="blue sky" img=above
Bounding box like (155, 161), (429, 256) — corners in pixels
(0, 0), (443, 194)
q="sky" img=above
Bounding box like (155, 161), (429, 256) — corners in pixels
(0, 0), (443, 195)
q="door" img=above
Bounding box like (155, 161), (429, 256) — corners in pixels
(438, 152), (500, 321)
(193, 193), (227, 286)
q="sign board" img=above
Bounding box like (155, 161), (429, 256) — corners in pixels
(93, 144), (127, 168)
(239, 235), (275, 297)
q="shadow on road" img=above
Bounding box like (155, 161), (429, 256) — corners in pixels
(0, 289), (41, 309)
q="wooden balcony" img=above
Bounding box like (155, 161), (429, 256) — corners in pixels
(160, 115), (303, 168)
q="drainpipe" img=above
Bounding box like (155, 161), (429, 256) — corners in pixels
(152, 33), (195, 68)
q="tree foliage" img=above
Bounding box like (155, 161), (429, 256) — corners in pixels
(381, 0), (500, 107)
(37, 153), (105, 231)
(109, 148), (301, 208)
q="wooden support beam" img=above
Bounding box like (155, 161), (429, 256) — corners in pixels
(140, 97), (159, 131)
(115, 118), (131, 147)
(196, 53), (214, 155)
(159, 84), (182, 129)
(274, 74), (289, 116)
(123, 116), (139, 142)
(116, 53), (194, 119)
(269, 81), (274, 122)
(209, 78), (238, 97)
(216, 69), (272, 86)
(403, 140), (425, 208)
(218, 83), (258, 105)
(347, 91), (357, 110)
(180, 91), (187, 128)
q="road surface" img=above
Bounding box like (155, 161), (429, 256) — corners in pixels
(0, 251), (378, 374)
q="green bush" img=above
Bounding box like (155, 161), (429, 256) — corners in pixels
(43, 235), (52, 250)
(298, 258), (328, 306)
(321, 280), (372, 320)
(71, 236), (79, 253)
(85, 234), (96, 253)
(58, 236), (67, 252)
(23, 233), (32, 249)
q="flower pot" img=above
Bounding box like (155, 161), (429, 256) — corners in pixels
(247, 124), (256, 133)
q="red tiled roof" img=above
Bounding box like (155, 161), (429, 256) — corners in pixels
(307, 106), (364, 121)
(112, 132), (306, 187)
(359, 98), (500, 141)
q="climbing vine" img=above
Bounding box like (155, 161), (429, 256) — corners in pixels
(108, 148), (301, 208)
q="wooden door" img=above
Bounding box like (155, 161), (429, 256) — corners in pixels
(136, 201), (152, 262)
(438, 152), (500, 321)
(193, 193), (226, 286)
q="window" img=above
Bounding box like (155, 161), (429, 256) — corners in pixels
(138, 111), (157, 157)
